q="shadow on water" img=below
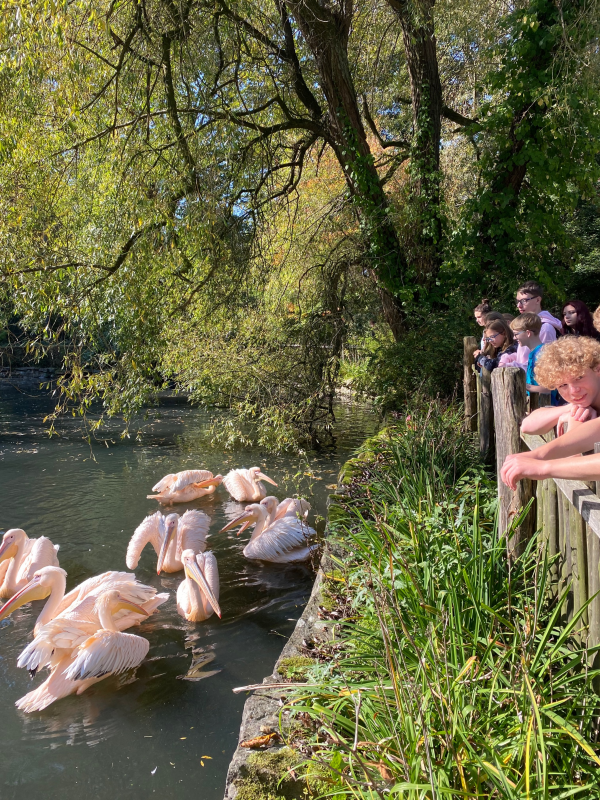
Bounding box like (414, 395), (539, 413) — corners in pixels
(0, 387), (378, 800)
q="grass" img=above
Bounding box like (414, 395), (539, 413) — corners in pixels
(281, 401), (600, 799)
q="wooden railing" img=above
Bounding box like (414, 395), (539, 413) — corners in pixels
(463, 337), (600, 650)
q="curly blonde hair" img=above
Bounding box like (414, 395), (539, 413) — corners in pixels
(534, 337), (600, 389)
(593, 305), (600, 333)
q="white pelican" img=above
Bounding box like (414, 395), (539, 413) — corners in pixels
(260, 496), (311, 526)
(220, 503), (315, 563)
(147, 470), (223, 504)
(0, 566), (168, 636)
(222, 467), (278, 502)
(126, 509), (210, 574)
(0, 528), (60, 600)
(177, 549), (221, 622)
(14, 588), (153, 713)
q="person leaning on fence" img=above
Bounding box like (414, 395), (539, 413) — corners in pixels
(473, 312), (507, 359)
(497, 314), (533, 371)
(518, 336), (600, 437)
(474, 318), (517, 373)
(514, 313), (561, 405)
(515, 280), (563, 342)
(563, 299), (600, 340)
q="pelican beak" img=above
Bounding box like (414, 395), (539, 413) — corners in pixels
(194, 476), (222, 489)
(115, 598), (150, 617)
(0, 538), (18, 563)
(185, 559), (221, 618)
(257, 471), (277, 487)
(157, 519), (177, 575)
(219, 510), (254, 536)
(0, 575), (49, 623)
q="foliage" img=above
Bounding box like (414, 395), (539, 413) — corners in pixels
(341, 309), (469, 414)
(284, 405), (600, 797)
(0, 0), (599, 437)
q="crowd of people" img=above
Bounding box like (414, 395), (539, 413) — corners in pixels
(470, 281), (600, 489)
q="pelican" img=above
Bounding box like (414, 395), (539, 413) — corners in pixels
(177, 549), (221, 622)
(0, 566), (168, 635)
(0, 528), (60, 600)
(220, 503), (315, 563)
(14, 588), (153, 713)
(260, 496), (311, 526)
(222, 467), (278, 502)
(147, 470), (223, 504)
(126, 509), (210, 574)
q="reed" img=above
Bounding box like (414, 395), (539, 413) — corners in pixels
(286, 403), (600, 799)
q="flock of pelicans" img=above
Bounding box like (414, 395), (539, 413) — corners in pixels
(0, 466), (315, 714)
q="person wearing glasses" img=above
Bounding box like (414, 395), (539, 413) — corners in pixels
(475, 319), (517, 373)
(515, 281), (563, 342)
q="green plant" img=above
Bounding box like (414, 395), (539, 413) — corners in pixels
(286, 405), (600, 798)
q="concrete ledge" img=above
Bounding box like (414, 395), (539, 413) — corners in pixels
(223, 551), (335, 799)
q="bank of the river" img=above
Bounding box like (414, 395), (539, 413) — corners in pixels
(224, 402), (600, 799)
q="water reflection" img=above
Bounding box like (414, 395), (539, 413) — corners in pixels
(0, 387), (378, 800)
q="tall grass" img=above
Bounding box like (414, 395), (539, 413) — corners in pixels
(287, 403), (600, 799)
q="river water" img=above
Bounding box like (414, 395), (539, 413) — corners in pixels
(0, 387), (377, 800)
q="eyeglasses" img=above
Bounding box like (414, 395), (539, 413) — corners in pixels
(516, 295), (538, 306)
(484, 332), (502, 342)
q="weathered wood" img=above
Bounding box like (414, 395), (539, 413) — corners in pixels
(570, 502), (588, 633)
(537, 477), (546, 539)
(561, 492), (573, 622)
(546, 477), (559, 597)
(491, 368), (533, 555)
(522, 434), (600, 541)
(463, 336), (478, 433)
(479, 366), (494, 462)
(590, 444), (600, 649)
(529, 392), (553, 412)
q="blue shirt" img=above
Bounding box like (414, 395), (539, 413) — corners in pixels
(527, 345), (561, 406)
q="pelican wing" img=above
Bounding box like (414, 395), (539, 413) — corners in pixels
(18, 618), (97, 674)
(245, 518), (315, 561)
(171, 470), (213, 491)
(177, 509), (210, 559)
(223, 469), (253, 502)
(126, 512), (163, 569)
(55, 571), (136, 617)
(16, 536), (60, 584)
(275, 498), (311, 522)
(65, 630), (149, 681)
(152, 473), (177, 492)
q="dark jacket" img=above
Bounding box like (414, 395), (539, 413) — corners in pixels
(476, 342), (518, 372)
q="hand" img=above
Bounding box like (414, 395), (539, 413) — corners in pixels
(501, 453), (546, 490)
(473, 349), (481, 358)
(557, 413), (570, 437)
(570, 405), (598, 423)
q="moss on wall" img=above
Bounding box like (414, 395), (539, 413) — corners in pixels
(277, 656), (315, 681)
(233, 747), (321, 800)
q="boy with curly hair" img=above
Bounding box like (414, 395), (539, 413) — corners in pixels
(501, 336), (600, 488)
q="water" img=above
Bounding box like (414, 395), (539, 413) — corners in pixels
(0, 388), (377, 800)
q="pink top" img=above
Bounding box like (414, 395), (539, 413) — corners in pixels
(498, 343), (531, 371)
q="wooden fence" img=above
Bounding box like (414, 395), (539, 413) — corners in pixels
(463, 336), (600, 651)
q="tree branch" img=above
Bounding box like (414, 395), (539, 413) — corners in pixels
(362, 96), (409, 149)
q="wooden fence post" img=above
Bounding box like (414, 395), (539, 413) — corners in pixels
(479, 366), (494, 462)
(463, 337), (478, 432)
(590, 443), (600, 650)
(491, 367), (534, 556)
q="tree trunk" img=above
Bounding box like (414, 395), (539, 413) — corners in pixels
(286, 0), (408, 310)
(386, 0), (443, 285)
